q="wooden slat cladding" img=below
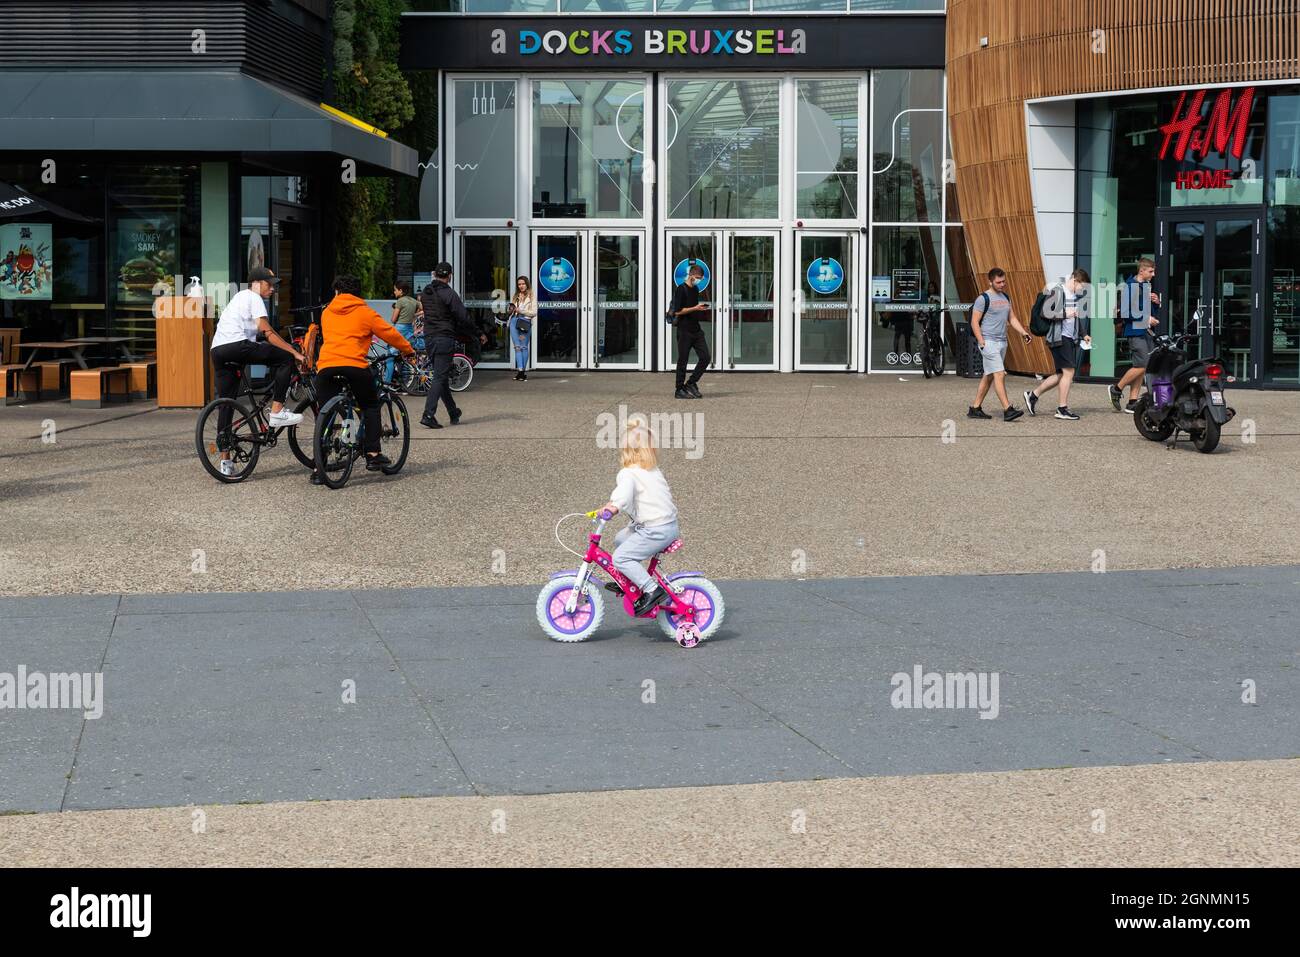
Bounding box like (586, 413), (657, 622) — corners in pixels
(947, 0), (1300, 375)
(0, 1), (323, 100)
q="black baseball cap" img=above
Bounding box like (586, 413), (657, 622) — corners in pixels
(249, 266), (280, 285)
(433, 261), (453, 279)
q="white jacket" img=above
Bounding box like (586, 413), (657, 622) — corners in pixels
(610, 466), (677, 527)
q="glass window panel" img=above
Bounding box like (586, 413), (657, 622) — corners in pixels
(869, 226), (942, 372)
(453, 80), (517, 219)
(464, 0), (554, 12)
(753, 0), (848, 10)
(596, 234), (640, 364)
(1265, 207), (1300, 385)
(562, 0), (652, 9)
(798, 233), (853, 365)
(666, 79), (781, 220)
(533, 80), (645, 219)
(655, 0), (749, 10)
(1268, 94), (1300, 207)
(872, 70), (943, 222)
(796, 78), (860, 219)
(852, 0), (944, 9)
(461, 234), (514, 364)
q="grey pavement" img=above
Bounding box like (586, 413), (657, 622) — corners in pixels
(2, 565), (1296, 813)
(3, 373), (1300, 596)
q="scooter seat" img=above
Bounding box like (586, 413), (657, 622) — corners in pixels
(660, 538), (684, 555)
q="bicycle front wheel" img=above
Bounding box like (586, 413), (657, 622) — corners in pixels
(196, 398), (261, 483)
(448, 354), (473, 392)
(313, 394), (359, 490)
(378, 393), (411, 475)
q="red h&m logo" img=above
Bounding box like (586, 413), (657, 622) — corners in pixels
(1159, 86), (1256, 161)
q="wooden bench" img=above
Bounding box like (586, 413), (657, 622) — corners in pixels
(70, 367), (134, 408)
(122, 360), (157, 400)
(33, 359), (78, 400)
(0, 328), (20, 365)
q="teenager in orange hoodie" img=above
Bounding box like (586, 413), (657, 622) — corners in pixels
(312, 275), (417, 484)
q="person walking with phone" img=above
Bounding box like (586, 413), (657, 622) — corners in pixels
(671, 263), (710, 400)
(1025, 268), (1091, 420)
(968, 267), (1033, 422)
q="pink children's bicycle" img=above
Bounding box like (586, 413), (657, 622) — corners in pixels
(537, 510), (725, 648)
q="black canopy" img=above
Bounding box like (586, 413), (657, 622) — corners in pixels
(0, 181), (98, 222)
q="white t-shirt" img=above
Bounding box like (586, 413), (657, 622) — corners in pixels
(610, 466), (677, 527)
(211, 289), (269, 349)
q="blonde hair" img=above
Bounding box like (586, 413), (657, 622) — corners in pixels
(620, 415), (659, 470)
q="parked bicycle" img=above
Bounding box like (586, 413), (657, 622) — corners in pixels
(384, 317), (474, 395)
(312, 355), (411, 489)
(919, 310), (945, 378)
(195, 362), (318, 483)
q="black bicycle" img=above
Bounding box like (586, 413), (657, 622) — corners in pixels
(920, 310), (946, 378)
(312, 357), (411, 490)
(195, 362), (319, 483)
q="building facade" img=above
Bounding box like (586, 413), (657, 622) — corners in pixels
(398, 3), (976, 373)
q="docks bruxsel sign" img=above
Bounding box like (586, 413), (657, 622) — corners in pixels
(1159, 86), (1256, 190)
(492, 27), (808, 58)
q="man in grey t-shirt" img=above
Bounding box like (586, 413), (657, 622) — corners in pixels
(968, 267), (1033, 422)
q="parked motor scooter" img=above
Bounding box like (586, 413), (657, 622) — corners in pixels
(1132, 326), (1235, 453)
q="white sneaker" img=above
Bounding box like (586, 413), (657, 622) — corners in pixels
(268, 409), (303, 428)
(219, 459), (236, 477)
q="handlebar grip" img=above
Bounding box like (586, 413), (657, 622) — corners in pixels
(598, 510), (613, 521)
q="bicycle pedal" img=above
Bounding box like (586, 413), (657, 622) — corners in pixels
(603, 582), (624, 596)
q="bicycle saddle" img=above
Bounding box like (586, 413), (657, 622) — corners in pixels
(660, 538), (685, 555)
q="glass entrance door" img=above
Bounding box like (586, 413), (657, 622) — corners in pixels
(533, 230), (644, 369)
(663, 230), (778, 372)
(456, 231), (515, 367)
(1159, 208), (1263, 384)
(796, 232), (856, 370)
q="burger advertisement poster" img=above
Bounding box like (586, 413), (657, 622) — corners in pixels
(116, 216), (177, 304)
(0, 223), (53, 301)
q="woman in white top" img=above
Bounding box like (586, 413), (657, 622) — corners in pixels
(599, 416), (681, 615)
(508, 275), (537, 381)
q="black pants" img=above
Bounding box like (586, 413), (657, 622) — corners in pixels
(893, 327), (913, 355)
(423, 335), (460, 421)
(315, 366), (382, 454)
(212, 340), (294, 403)
(675, 320), (710, 388)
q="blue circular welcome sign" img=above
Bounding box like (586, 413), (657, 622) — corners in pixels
(538, 257), (576, 295)
(673, 257), (711, 292)
(806, 257), (844, 295)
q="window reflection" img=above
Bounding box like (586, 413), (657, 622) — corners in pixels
(533, 80), (645, 219)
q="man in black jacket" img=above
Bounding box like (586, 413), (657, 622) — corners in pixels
(419, 262), (482, 428)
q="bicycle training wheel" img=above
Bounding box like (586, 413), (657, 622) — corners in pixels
(196, 398), (261, 483)
(377, 393), (411, 475)
(313, 395), (359, 490)
(448, 354), (473, 392)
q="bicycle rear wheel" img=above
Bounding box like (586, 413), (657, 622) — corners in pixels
(196, 398), (261, 482)
(313, 394), (359, 489)
(449, 354), (473, 392)
(286, 393), (318, 470)
(378, 393), (411, 474)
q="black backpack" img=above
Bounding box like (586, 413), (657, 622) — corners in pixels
(1029, 291), (1052, 337)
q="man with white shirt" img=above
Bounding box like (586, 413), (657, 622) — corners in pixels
(210, 267), (305, 422)
(210, 267), (306, 474)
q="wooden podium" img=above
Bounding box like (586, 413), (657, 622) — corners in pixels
(155, 297), (215, 408)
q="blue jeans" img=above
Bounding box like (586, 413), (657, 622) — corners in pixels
(383, 323), (416, 383)
(509, 315), (530, 371)
(612, 519), (680, 591)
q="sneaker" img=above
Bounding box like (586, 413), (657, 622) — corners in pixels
(967, 406), (992, 419)
(685, 382), (702, 399)
(632, 584), (671, 616)
(1003, 407), (1024, 422)
(675, 387), (693, 400)
(520, 372), (527, 381)
(310, 470), (323, 486)
(219, 459), (236, 477)
(267, 408), (303, 428)
(1024, 390), (1039, 416)
(420, 416), (442, 429)
(514, 371), (523, 381)
(449, 409), (462, 425)
(1108, 384), (1123, 412)
(365, 453), (392, 471)
(1124, 400), (1138, 415)
(1055, 406), (1081, 420)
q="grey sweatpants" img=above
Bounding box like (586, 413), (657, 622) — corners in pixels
(612, 519), (680, 590)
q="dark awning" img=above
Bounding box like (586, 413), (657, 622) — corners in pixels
(0, 70), (417, 177)
(0, 181), (99, 222)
